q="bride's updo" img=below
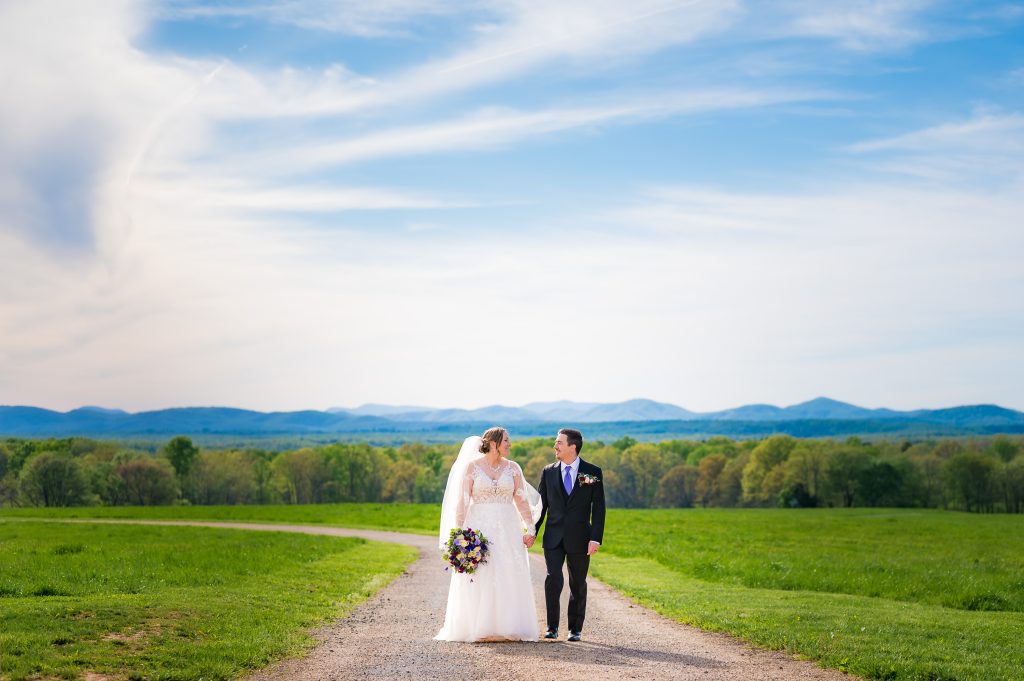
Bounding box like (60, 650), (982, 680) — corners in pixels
(479, 427), (508, 454)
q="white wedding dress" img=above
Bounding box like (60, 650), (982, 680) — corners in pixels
(435, 447), (540, 642)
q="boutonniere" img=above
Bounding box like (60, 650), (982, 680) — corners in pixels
(577, 473), (600, 486)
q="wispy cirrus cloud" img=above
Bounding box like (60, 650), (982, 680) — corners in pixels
(844, 110), (1024, 182)
(847, 111), (1024, 153)
(778, 0), (935, 51)
(158, 0), (467, 36)
(217, 87), (826, 174)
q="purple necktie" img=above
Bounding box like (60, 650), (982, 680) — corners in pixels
(563, 466), (573, 494)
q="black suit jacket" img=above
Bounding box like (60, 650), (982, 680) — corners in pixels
(535, 458), (606, 553)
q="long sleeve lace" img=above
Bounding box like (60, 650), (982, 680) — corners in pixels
(511, 463), (536, 536)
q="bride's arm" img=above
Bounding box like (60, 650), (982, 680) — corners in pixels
(454, 468), (474, 528)
(511, 463), (536, 536)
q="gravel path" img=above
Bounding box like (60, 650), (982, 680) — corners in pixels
(55, 519), (856, 681)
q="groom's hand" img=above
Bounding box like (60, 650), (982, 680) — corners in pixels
(523, 535), (535, 548)
(587, 541), (600, 556)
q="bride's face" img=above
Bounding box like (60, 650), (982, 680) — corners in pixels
(498, 432), (511, 457)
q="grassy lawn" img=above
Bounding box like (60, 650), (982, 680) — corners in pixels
(594, 555), (1023, 681)
(595, 508), (1024, 681)
(4, 505), (1023, 680)
(602, 508), (1024, 612)
(0, 503), (439, 535)
(0, 520), (416, 681)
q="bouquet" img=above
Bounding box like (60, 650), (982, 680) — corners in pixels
(443, 527), (489, 574)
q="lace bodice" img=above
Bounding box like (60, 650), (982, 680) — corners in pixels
(455, 459), (536, 535)
(467, 463), (516, 503)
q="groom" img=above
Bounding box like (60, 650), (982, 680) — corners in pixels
(533, 428), (605, 642)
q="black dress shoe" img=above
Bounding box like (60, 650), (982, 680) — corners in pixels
(543, 628), (558, 639)
(568, 631), (581, 642)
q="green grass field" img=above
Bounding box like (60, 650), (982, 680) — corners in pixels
(3, 505), (1023, 680)
(0, 503), (438, 535)
(595, 509), (1024, 681)
(0, 521), (416, 681)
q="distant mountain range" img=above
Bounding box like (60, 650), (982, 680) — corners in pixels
(1, 398), (1023, 440)
(328, 397), (1024, 426)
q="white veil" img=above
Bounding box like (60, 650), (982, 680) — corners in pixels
(519, 470), (543, 528)
(438, 436), (482, 549)
(438, 435), (544, 549)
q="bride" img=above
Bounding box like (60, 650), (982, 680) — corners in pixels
(435, 427), (541, 642)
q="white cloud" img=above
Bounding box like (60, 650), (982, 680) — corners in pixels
(382, 0), (740, 100)
(159, 0), (466, 37)
(844, 110), (1024, 183)
(776, 0), (934, 51)
(230, 87), (823, 174)
(1006, 66), (1024, 86)
(847, 111), (1024, 153)
(0, 1), (195, 248)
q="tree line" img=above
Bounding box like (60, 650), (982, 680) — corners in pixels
(1, 433), (1022, 512)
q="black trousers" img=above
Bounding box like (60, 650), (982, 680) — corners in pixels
(543, 543), (591, 632)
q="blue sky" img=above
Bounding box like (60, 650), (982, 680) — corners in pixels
(1, 0), (1022, 413)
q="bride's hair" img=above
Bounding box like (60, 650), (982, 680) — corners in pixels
(479, 427), (508, 454)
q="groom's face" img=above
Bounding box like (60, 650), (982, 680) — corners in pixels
(554, 433), (577, 463)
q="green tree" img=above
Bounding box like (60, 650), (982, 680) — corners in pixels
(654, 464), (698, 507)
(906, 444), (944, 508)
(932, 440), (964, 460)
(943, 452), (999, 512)
(116, 457), (179, 505)
(162, 436), (199, 496)
(856, 459), (905, 507)
(825, 447), (871, 507)
(192, 451), (257, 505)
(382, 463), (419, 502)
(717, 452), (749, 506)
(1003, 458), (1024, 513)
(778, 482), (817, 508)
(89, 460), (129, 505)
(413, 468), (444, 503)
(523, 452), (549, 484)
(0, 474), (17, 506)
(695, 453), (728, 507)
(19, 452), (90, 507)
(990, 436), (1020, 464)
(251, 453), (277, 504)
(784, 441), (827, 501)
(320, 443), (385, 502)
(618, 444), (668, 507)
(272, 449), (326, 504)
(612, 436), (637, 451)
(687, 437), (738, 467)
(742, 435), (797, 505)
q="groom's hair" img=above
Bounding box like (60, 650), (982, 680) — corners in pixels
(558, 428), (583, 455)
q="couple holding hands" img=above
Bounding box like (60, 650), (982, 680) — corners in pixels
(436, 427), (606, 643)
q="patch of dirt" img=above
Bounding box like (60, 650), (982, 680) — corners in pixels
(82, 673), (116, 681)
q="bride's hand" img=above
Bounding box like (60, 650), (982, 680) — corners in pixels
(523, 535), (535, 548)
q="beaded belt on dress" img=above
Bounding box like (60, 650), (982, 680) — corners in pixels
(471, 495), (513, 504)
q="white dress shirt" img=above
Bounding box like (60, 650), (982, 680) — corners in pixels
(559, 458), (580, 493)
